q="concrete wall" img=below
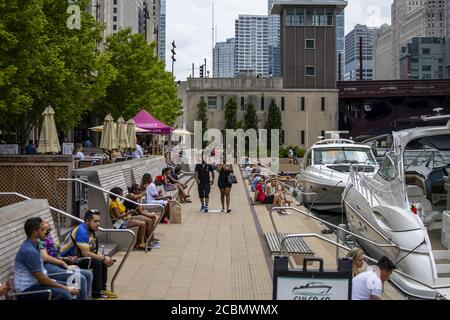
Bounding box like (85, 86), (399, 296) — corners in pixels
(177, 78), (338, 150)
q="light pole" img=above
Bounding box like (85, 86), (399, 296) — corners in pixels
(171, 40), (176, 76)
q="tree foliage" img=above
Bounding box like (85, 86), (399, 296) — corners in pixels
(96, 28), (182, 126)
(224, 97), (237, 129)
(196, 97), (208, 134)
(0, 0), (115, 144)
(265, 99), (283, 146)
(243, 103), (258, 131)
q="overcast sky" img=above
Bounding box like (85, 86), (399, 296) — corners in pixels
(166, 0), (392, 80)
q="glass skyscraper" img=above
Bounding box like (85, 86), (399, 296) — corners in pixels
(268, 0), (281, 77)
(336, 11), (345, 81)
(159, 0), (166, 63)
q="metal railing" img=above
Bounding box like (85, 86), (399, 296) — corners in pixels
(0, 192), (135, 292)
(58, 178), (170, 253)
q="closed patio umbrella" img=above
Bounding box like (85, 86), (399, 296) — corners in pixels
(37, 105), (61, 154)
(126, 119), (137, 149)
(99, 114), (117, 151)
(116, 116), (130, 151)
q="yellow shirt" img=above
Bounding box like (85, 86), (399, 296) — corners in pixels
(109, 199), (127, 221)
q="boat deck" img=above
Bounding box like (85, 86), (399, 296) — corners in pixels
(107, 165), (405, 300)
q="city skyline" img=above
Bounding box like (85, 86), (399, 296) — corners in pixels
(166, 0), (391, 80)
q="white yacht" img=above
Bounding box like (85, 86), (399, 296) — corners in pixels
(343, 117), (450, 299)
(296, 132), (378, 212)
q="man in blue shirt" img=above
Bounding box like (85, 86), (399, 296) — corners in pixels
(60, 209), (116, 299)
(14, 217), (78, 300)
(25, 140), (37, 155)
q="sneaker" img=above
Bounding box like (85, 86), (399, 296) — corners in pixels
(162, 217), (170, 224)
(101, 290), (117, 299)
(200, 205), (205, 212)
(203, 206), (209, 213)
(227, 209), (232, 213)
(221, 209), (225, 213)
(150, 242), (161, 249)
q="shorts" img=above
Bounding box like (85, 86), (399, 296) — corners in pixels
(198, 183), (211, 198)
(262, 194), (275, 204)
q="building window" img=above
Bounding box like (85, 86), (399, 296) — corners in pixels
(281, 97), (285, 111)
(113, 16), (117, 22)
(305, 66), (316, 76)
(113, 7), (117, 14)
(281, 130), (285, 145)
(305, 39), (315, 49)
(321, 130), (325, 138)
(261, 96), (265, 111)
(422, 48), (430, 54)
(422, 65), (431, 71)
(113, 24), (117, 31)
(113, 0), (117, 4)
(301, 97), (305, 111)
(208, 97), (217, 109)
(301, 130), (305, 145)
(221, 96), (225, 110)
(241, 97), (245, 111)
(321, 97), (325, 111)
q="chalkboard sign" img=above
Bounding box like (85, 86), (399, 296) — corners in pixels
(63, 143), (74, 155)
(0, 144), (19, 155)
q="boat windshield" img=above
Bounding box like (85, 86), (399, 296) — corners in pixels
(313, 147), (377, 166)
(404, 134), (450, 170)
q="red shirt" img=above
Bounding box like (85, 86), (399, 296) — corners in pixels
(256, 183), (266, 202)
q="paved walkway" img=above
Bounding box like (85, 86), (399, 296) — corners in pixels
(111, 166), (273, 300)
(110, 165), (404, 300)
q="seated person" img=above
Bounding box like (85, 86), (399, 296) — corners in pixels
(165, 167), (191, 203)
(251, 175), (263, 192)
(73, 143), (85, 160)
(125, 184), (160, 244)
(60, 210), (116, 300)
(243, 165), (254, 179)
(143, 173), (172, 224)
(14, 217), (79, 300)
(109, 187), (157, 250)
(39, 221), (93, 300)
(252, 176), (286, 213)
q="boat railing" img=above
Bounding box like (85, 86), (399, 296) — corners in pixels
(0, 192), (135, 292)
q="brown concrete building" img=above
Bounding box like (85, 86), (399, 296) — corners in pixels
(176, 75), (338, 150)
(271, 0), (347, 89)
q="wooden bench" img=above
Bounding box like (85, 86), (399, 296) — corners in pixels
(265, 232), (315, 266)
(0, 199), (70, 299)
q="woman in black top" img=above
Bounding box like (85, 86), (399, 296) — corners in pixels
(217, 163), (233, 213)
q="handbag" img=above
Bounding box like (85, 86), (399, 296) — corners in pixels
(228, 173), (238, 184)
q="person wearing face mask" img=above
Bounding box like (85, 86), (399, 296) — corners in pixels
(38, 221), (93, 300)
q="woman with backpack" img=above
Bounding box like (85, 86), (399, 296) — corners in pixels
(217, 163), (235, 213)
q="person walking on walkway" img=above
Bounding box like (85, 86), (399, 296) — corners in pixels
(217, 163), (233, 213)
(195, 156), (215, 213)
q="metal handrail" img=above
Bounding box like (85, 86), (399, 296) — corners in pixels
(0, 192), (135, 292)
(278, 233), (450, 298)
(165, 163), (195, 175)
(58, 178), (167, 253)
(269, 206), (399, 250)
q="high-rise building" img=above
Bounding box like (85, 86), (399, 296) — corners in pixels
(446, 0), (450, 78)
(336, 11), (345, 81)
(145, 1), (160, 48)
(159, 0), (166, 63)
(344, 25), (378, 80)
(375, 0), (446, 79)
(235, 15), (269, 77)
(272, 0), (347, 89)
(213, 38), (236, 78)
(400, 37), (446, 79)
(268, 0), (281, 77)
(374, 24), (394, 80)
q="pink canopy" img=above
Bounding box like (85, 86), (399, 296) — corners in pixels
(133, 110), (173, 135)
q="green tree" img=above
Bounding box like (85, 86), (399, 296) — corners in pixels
(265, 99), (283, 146)
(96, 28), (182, 125)
(243, 103), (258, 131)
(196, 97), (208, 147)
(0, 0), (115, 145)
(224, 97), (237, 129)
